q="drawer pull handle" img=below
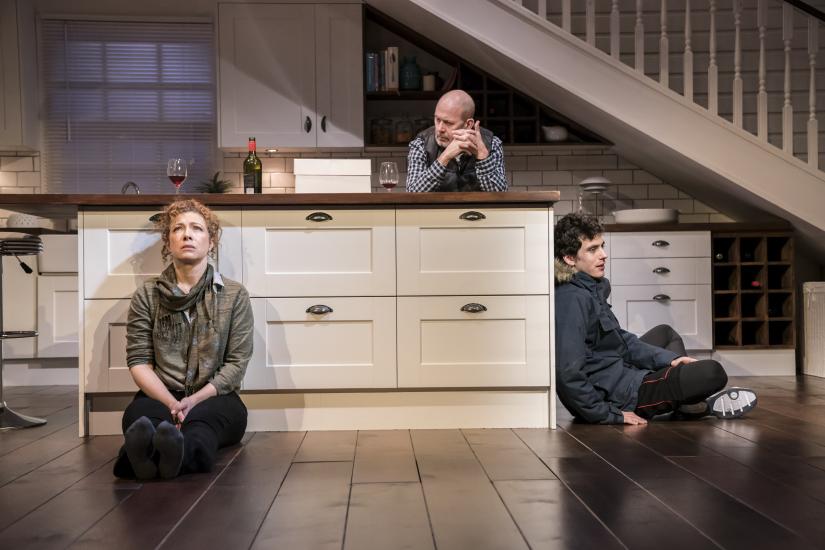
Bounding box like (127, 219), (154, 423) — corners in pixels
(652, 267), (671, 274)
(304, 116), (312, 133)
(148, 213), (162, 223)
(651, 240), (670, 247)
(460, 303), (488, 313)
(306, 212), (333, 222)
(459, 211), (486, 221)
(652, 294), (671, 302)
(306, 304), (333, 315)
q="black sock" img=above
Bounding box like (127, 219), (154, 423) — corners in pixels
(153, 421), (184, 479)
(124, 416), (157, 480)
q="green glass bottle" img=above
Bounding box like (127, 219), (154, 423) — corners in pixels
(243, 137), (262, 194)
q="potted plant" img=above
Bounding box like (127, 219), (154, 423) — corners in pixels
(194, 171), (233, 193)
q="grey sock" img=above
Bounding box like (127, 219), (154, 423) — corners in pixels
(124, 416), (157, 480)
(153, 421), (184, 479)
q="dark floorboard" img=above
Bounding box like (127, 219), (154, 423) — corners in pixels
(2, 377), (825, 549)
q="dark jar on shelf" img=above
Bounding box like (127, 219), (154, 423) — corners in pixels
(370, 118), (393, 145)
(395, 117), (414, 144)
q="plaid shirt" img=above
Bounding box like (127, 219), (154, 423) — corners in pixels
(405, 135), (508, 192)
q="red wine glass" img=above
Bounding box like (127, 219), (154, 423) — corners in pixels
(167, 158), (187, 194)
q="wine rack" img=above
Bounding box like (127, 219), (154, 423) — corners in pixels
(712, 231), (795, 348)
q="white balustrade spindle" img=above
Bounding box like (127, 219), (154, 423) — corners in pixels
(562, 0), (571, 33)
(783, 4), (794, 154)
(684, 0), (693, 101)
(733, 0), (743, 128)
(808, 16), (818, 169)
(708, 1), (718, 115)
(757, 0), (768, 141)
(586, 0), (596, 46)
(660, 0), (669, 87)
(635, 0), (645, 73)
(536, 0), (546, 20)
(611, 0), (620, 58)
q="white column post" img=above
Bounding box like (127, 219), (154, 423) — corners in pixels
(636, 0), (645, 73)
(757, 0), (768, 141)
(684, 0), (693, 101)
(783, 4), (794, 154)
(808, 16), (819, 168)
(611, 0), (621, 58)
(708, 0), (718, 115)
(660, 0), (669, 87)
(733, 0), (743, 128)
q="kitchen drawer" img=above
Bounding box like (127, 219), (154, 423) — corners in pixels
(244, 297), (396, 390)
(82, 210), (242, 299)
(397, 208), (549, 295)
(610, 284), (712, 350)
(610, 258), (711, 285)
(397, 295), (550, 388)
(83, 299), (136, 392)
(609, 231), (710, 259)
(243, 209), (395, 297)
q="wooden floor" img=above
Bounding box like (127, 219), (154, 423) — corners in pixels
(3, 377), (825, 549)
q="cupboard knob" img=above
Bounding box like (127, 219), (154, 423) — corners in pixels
(304, 116), (312, 133)
(459, 211), (486, 221)
(306, 212), (333, 222)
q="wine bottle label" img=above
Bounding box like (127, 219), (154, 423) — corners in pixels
(243, 172), (261, 193)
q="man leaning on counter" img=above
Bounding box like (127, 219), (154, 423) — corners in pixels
(406, 90), (508, 192)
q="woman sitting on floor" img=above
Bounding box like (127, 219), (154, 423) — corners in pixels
(113, 199), (253, 480)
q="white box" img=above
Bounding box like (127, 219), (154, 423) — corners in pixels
(294, 159), (372, 193)
(293, 159), (371, 176)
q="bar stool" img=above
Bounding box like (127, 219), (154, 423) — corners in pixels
(0, 236), (46, 430)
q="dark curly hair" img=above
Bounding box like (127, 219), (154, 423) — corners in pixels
(554, 213), (604, 260)
(154, 199), (221, 262)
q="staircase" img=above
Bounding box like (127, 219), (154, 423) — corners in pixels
(367, 0), (825, 252)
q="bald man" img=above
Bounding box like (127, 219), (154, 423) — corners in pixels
(406, 90), (507, 192)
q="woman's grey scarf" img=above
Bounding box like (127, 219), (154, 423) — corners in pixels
(154, 263), (220, 395)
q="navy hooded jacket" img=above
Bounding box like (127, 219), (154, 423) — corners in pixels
(554, 260), (679, 424)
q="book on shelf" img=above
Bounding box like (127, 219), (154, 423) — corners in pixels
(365, 47), (400, 93)
(386, 47), (399, 91)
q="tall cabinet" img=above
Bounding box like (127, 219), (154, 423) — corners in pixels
(218, 3), (363, 148)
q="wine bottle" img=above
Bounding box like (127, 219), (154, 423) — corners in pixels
(243, 137), (262, 194)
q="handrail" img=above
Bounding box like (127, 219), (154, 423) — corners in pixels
(784, 0), (825, 24)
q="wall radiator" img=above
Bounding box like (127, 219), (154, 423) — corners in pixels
(804, 282), (825, 378)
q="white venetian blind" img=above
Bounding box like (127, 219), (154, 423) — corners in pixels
(40, 19), (216, 194)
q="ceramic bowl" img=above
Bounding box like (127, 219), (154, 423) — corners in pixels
(541, 125), (568, 142)
(613, 208), (679, 224)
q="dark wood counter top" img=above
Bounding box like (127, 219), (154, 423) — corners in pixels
(0, 191), (559, 213)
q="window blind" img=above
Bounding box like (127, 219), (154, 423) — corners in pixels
(40, 19), (216, 194)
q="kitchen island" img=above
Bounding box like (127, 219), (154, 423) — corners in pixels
(1, 192), (559, 435)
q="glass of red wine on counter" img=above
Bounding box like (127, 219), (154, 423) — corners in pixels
(167, 158), (187, 194)
(379, 161), (399, 192)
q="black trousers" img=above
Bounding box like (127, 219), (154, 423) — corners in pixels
(113, 390), (247, 479)
(634, 324), (728, 418)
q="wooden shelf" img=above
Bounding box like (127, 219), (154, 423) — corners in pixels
(366, 91), (442, 100)
(711, 231), (795, 348)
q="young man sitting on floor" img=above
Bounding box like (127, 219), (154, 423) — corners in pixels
(554, 213), (757, 425)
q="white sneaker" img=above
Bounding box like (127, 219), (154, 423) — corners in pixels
(706, 387), (757, 419)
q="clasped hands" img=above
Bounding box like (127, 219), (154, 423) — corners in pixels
(168, 396), (197, 428)
(438, 121), (489, 164)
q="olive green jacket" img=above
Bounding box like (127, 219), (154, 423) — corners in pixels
(125, 270), (253, 395)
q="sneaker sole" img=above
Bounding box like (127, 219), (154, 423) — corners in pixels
(708, 387), (757, 419)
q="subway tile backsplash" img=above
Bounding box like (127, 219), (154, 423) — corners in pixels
(0, 146), (728, 224)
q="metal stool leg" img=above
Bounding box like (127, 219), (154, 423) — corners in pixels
(0, 249), (46, 430)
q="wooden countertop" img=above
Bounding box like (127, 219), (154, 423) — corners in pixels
(0, 191), (560, 213)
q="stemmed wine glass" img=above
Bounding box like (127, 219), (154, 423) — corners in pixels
(167, 158), (188, 194)
(379, 161), (399, 192)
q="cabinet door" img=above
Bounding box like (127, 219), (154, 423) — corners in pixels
(0, 0), (22, 146)
(37, 275), (78, 358)
(83, 299), (136, 392)
(218, 4), (316, 148)
(610, 232), (710, 259)
(83, 210), (242, 299)
(610, 284), (712, 350)
(244, 297), (396, 390)
(397, 295), (550, 388)
(397, 208), (550, 295)
(315, 4), (363, 147)
(243, 209), (395, 297)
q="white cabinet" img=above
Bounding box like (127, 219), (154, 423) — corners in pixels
(1, 254), (36, 359)
(242, 209), (395, 297)
(82, 210), (242, 299)
(608, 231), (712, 350)
(82, 299), (136, 393)
(397, 208), (549, 296)
(244, 297), (396, 390)
(218, 3), (363, 148)
(397, 295), (550, 388)
(36, 275), (78, 358)
(0, 0), (35, 148)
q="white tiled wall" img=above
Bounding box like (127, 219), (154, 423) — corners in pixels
(0, 146), (733, 224)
